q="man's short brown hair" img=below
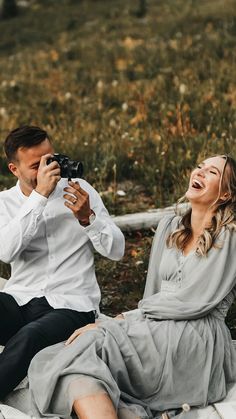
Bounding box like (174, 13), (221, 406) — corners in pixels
(4, 125), (50, 162)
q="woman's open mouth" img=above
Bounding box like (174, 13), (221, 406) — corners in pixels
(191, 179), (205, 190)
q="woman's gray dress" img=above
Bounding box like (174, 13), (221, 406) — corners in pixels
(27, 216), (236, 419)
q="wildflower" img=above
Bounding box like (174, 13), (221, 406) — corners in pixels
(169, 39), (178, 50)
(175, 32), (183, 38)
(112, 80), (118, 87)
(179, 83), (187, 95)
(18, 1), (30, 7)
(0, 107), (7, 118)
(121, 132), (129, 139)
(136, 261), (144, 266)
(122, 102), (128, 112)
(10, 80), (16, 87)
(115, 59), (128, 71)
(109, 119), (116, 128)
(122, 37), (143, 50)
(117, 190), (126, 197)
(84, 142), (88, 146)
(96, 80), (104, 91)
(50, 50), (59, 62)
(65, 92), (72, 100)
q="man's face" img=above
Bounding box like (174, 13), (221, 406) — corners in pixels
(9, 139), (54, 196)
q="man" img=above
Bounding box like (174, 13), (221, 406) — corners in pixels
(0, 125), (125, 399)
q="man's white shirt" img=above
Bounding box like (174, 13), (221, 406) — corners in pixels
(0, 179), (125, 313)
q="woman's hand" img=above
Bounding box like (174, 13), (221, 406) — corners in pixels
(65, 323), (98, 345)
(114, 313), (124, 320)
(65, 315), (124, 346)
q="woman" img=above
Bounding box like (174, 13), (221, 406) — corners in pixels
(28, 155), (236, 419)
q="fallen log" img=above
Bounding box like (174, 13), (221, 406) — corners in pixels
(112, 202), (189, 231)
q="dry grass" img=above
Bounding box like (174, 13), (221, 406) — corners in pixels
(0, 0), (236, 332)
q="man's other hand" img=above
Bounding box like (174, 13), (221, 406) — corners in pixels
(63, 181), (94, 226)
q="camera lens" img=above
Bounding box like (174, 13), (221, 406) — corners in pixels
(46, 153), (83, 179)
(69, 161), (83, 178)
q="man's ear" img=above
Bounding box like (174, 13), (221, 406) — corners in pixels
(8, 162), (19, 178)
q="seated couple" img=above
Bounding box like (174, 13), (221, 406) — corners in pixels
(0, 126), (236, 419)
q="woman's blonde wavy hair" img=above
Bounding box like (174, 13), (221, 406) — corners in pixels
(167, 155), (236, 257)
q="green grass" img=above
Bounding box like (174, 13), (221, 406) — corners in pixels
(0, 0), (236, 332)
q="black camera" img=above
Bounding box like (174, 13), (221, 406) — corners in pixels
(47, 153), (83, 179)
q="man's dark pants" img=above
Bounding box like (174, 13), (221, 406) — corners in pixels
(0, 292), (95, 400)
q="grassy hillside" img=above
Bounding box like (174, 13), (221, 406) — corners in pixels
(0, 0), (236, 213)
(0, 0), (236, 331)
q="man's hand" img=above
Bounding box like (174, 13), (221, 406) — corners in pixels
(63, 181), (93, 226)
(35, 154), (61, 198)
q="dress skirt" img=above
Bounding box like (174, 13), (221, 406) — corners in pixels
(27, 313), (236, 419)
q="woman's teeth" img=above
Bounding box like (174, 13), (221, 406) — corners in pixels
(192, 180), (204, 189)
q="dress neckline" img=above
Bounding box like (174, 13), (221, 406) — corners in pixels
(180, 248), (196, 259)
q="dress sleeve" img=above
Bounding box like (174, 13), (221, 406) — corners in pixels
(143, 214), (178, 298)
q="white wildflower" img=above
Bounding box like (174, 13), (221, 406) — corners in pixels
(179, 83), (187, 95)
(65, 92), (72, 100)
(0, 107), (7, 117)
(121, 132), (129, 139)
(96, 80), (104, 90)
(136, 261), (144, 266)
(18, 1), (30, 7)
(122, 102), (128, 112)
(109, 119), (116, 128)
(116, 190), (126, 197)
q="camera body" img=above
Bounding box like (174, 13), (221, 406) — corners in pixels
(47, 153), (83, 179)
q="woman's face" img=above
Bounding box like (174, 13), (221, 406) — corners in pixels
(186, 156), (227, 207)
